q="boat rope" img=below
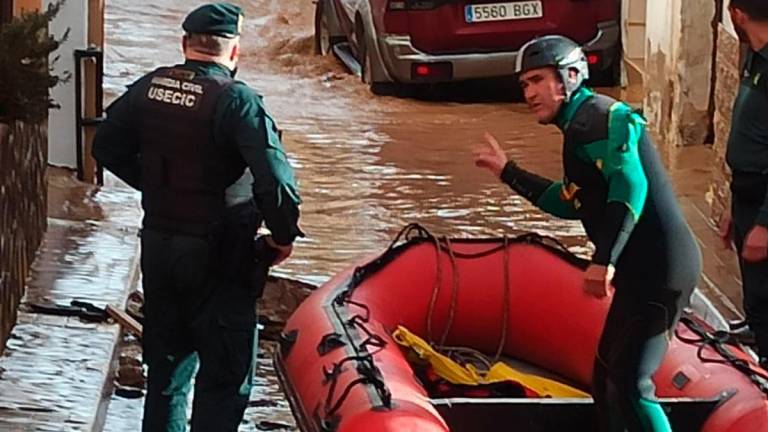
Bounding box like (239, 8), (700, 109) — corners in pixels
(493, 235), (511, 365)
(322, 292), (392, 425)
(322, 355), (372, 383)
(676, 315), (768, 395)
(425, 233), (511, 370)
(439, 345), (495, 373)
(440, 237), (460, 348)
(349, 319), (387, 352)
(346, 224), (584, 301)
(343, 298), (371, 322)
(426, 233), (443, 344)
(323, 352), (392, 418)
(340, 299), (388, 352)
(515, 231), (573, 256)
(320, 223), (587, 423)
(425, 235), (460, 348)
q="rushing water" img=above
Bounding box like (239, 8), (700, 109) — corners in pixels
(102, 0), (591, 289)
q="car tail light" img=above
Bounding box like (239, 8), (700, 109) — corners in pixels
(411, 62), (453, 80)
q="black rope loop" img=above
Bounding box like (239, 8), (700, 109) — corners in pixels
(677, 316), (768, 394)
(324, 354), (392, 418)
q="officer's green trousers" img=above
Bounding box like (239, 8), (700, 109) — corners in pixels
(140, 227), (262, 432)
(732, 188), (768, 359)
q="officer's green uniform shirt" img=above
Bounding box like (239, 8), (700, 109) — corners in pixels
(93, 61), (302, 245)
(727, 44), (768, 226)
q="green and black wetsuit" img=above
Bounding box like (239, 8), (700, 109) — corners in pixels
(502, 87), (702, 432)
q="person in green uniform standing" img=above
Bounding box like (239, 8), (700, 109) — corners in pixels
(718, 0), (768, 369)
(474, 36), (701, 431)
(92, 3), (303, 431)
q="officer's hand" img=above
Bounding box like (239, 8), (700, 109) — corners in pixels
(718, 209), (734, 250)
(583, 264), (614, 299)
(265, 236), (293, 266)
(473, 132), (508, 178)
(742, 225), (768, 263)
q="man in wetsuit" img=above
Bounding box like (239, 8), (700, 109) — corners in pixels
(92, 3), (302, 431)
(718, 0), (768, 369)
(474, 35), (702, 432)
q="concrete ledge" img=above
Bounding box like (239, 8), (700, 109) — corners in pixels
(0, 185), (141, 432)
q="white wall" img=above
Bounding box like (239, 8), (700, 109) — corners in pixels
(644, 0), (680, 71)
(46, 0), (87, 168)
(722, 0), (737, 37)
(623, 0), (647, 61)
(642, 0), (715, 147)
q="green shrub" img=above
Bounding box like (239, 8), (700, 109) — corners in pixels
(0, 0), (69, 123)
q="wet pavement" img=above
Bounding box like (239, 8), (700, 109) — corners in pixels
(0, 183), (141, 431)
(101, 278), (310, 432)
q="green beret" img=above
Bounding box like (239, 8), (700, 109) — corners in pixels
(182, 3), (243, 38)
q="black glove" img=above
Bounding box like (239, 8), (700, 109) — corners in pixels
(248, 235), (279, 297)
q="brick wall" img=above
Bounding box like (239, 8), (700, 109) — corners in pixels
(0, 121), (47, 352)
(708, 25), (742, 219)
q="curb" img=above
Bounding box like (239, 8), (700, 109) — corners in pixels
(92, 239), (141, 432)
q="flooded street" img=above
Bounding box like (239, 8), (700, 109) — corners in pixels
(97, 0), (733, 430)
(104, 0), (588, 288)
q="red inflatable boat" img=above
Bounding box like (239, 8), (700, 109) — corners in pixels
(275, 225), (768, 432)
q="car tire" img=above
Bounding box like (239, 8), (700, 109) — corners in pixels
(357, 25), (394, 95)
(314, 0), (342, 56)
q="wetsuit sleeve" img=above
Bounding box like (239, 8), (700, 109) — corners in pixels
(92, 89), (142, 190)
(219, 84), (303, 245)
(500, 162), (580, 219)
(583, 103), (649, 265)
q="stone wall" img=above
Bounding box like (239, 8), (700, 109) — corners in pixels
(0, 121), (47, 352)
(708, 25), (742, 219)
(643, 0), (715, 151)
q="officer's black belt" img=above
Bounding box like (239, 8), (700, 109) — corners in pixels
(143, 215), (222, 238)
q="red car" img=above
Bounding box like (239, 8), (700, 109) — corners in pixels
(314, 0), (621, 93)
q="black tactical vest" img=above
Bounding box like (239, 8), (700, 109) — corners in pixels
(131, 66), (245, 235)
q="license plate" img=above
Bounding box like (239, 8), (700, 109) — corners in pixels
(465, 1), (543, 23)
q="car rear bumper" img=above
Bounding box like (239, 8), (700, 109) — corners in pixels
(376, 20), (620, 83)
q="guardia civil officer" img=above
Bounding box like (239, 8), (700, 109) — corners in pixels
(474, 36), (702, 432)
(718, 0), (768, 370)
(92, 3), (303, 431)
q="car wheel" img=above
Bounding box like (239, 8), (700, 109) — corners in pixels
(314, 1), (339, 56)
(358, 26), (394, 95)
(359, 27), (373, 84)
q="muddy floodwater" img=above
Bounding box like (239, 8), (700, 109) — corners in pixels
(103, 0), (592, 287)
